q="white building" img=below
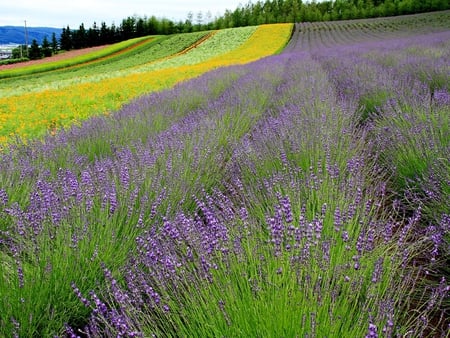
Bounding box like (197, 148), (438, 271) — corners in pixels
(0, 44), (19, 59)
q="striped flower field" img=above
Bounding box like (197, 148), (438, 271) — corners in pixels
(0, 24), (292, 144)
(0, 11), (449, 337)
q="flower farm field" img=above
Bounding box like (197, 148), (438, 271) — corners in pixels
(0, 25), (290, 144)
(0, 32), (209, 96)
(0, 11), (449, 337)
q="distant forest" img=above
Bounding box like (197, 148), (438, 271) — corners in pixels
(60, 0), (449, 50)
(13, 0), (450, 59)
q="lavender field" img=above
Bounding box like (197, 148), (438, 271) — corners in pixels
(1, 12), (449, 337)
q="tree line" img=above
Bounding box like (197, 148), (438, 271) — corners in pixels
(59, 0), (450, 51)
(8, 33), (58, 62)
(10, 0), (450, 60)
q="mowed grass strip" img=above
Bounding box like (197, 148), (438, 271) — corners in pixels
(0, 36), (155, 79)
(0, 24), (293, 145)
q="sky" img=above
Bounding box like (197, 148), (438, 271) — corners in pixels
(1, 0), (246, 28)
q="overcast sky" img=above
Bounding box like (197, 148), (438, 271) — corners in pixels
(1, 0), (247, 28)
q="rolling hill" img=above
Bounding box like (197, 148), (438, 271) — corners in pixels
(0, 26), (62, 44)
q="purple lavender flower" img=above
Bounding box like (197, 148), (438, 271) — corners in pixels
(371, 257), (384, 283)
(89, 291), (109, 317)
(16, 262), (24, 288)
(280, 194), (294, 224)
(64, 324), (80, 338)
(0, 189), (8, 206)
(80, 170), (95, 211)
(365, 322), (378, 338)
(268, 212), (283, 257)
(119, 166), (130, 189)
(108, 184), (118, 215)
(11, 318), (20, 338)
(432, 89), (450, 106)
(333, 206), (342, 232)
(314, 217), (323, 243)
(426, 225), (443, 262)
(71, 282), (91, 307)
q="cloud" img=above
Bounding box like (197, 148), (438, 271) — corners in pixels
(1, 0), (243, 28)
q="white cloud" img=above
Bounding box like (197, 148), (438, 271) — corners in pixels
(1, 0), (244, 28)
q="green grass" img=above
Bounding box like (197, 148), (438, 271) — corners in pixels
(0, 203), (144, 335)
(357, 90), (391, 125)
(374, 103), (449, 217)
(0, 36), (154, 79)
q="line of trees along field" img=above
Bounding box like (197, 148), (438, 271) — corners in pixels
(58, 0), (448, 51)
(9, 0), (450, 60)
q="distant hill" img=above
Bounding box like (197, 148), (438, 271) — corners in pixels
(0, 26), (62, 45)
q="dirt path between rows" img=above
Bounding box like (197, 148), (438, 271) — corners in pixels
(0, 45), (110, 70)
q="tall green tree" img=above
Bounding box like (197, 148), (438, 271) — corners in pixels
(60, 26), (72, 51)
(120, 16), (136, 40)
(51, 32), (58, 53)
(147, 16), (160, 34)
(87, 22), (100, 46)
(99, 21), (111, 44)
(72, 23), (87, 49)
(41, 36), (52, 57)
(28, 39), (41, 60)
(135, 17), (146, 37)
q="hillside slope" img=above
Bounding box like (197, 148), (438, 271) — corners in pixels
(0, 26), (62, 44)
(0, 24), (292, 144)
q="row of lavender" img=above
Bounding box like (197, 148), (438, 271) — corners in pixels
(311, 28), (450, 335)
(1, 23), (449, 337)
(287, 10), (450, 52)
(0, 60), (284, 335)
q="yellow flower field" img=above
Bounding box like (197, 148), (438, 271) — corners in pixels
(0, 24), (292, 145)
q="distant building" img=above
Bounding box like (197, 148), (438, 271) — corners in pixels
(0, 44), (19, 59)
(0, 50), (12, 59)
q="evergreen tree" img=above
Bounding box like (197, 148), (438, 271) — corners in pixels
(28, 39), (41, 60)
(87, 22), (100, 46)
(135, 17), (146, 37)
(100, 21), (116, 44)
(72, 23), (87, 49)
(231, 6), (245, 26)
(41, 36), (52, 57)
(60, 26), (72, 51)
(51, 32), (58, 53)
(110, 23), (119, 43)
(120, 17), (136, 40)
